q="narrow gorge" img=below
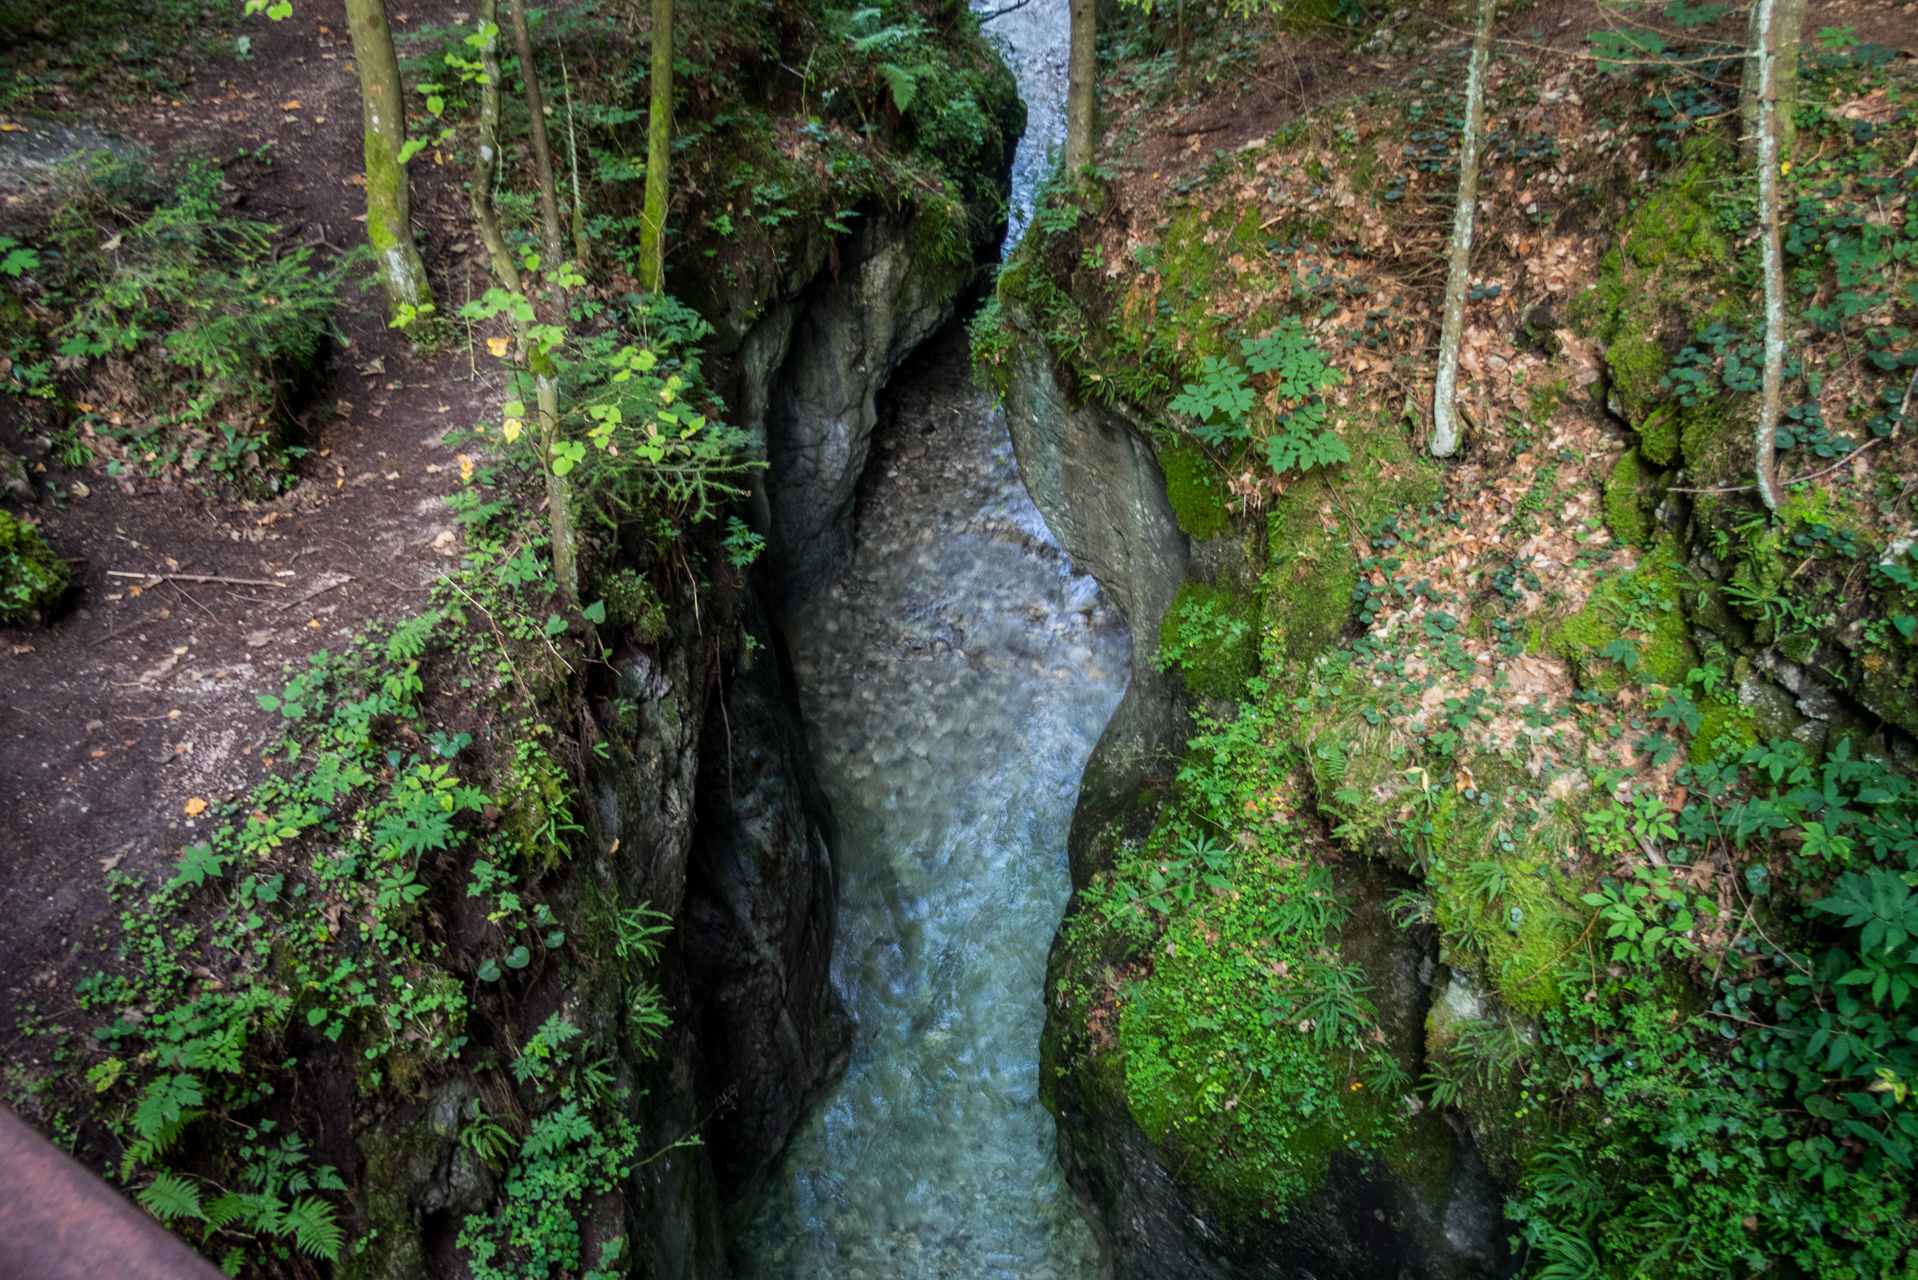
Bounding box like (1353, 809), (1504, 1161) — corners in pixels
(1, 0), (1913, 1278)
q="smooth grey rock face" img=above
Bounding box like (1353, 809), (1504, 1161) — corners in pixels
(751, 211), (969, 605)
(684, 596), (850, 1208)
(998, 325), (1190, 875)
(0, 121), (135, 192)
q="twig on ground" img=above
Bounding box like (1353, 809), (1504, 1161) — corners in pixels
(277, 574), (353, 611)
(106, 571), (285, 588)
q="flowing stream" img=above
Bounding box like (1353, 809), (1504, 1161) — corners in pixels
(734, 4), (1124, 1275)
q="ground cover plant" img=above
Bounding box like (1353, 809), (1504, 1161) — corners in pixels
(0, 0), (238, 112)
(1001, 0), (1918, 1270)
(0, 150), (348, 497)
(6, 288), (742, 1271)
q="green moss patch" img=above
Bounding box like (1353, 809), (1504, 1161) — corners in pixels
(1553, 539), (1696, 693)
(0, 511), (69, 623)
(1058, 718), (1408, 1226)
(1160, 443), (1231, 539)
(1602, 449), (1652, 549)
(1160, 579), (1258, 701)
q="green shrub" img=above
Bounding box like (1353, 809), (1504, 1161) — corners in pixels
(0, 511), (69, 623)
(6, 153), (348, 495)
(0, 0), (233, 111)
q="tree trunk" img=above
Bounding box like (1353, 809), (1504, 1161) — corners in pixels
(1063, 0), (1096, 177)
(535, 362), (578, 602)
(639, 0), (674, 294)
(1430, 0), (1495, 458)
(1741, 0), (1806, 162)
(1749, 0), (1788, 511)
(561, 50), (592, 270)
(345, 0), (434, 318)
(487, 2), (578, 601)
(505, 0), (568, 269)
(467, 0), (523, 298)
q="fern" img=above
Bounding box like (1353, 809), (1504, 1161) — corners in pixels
(137, 1171), (207, 1223)
(1533, 1226), (1601, 1280)
(1463, 859), (1509, 904)
(628, 980), (671, 1057)
(1387, 889), (1435, 928)
(1313, 738), (1349, 783)
(614, 902), (673, 962)
(202, 1193), (252, 1234)
(1299, 958), (1376, 1049)
(123, 1073), (203, 1174)
(1421, 1062), (1465, 1107)
(461, 1112), (516, 1164)
(280, 1196), (344, 1261)
(878, 63), (917, 113)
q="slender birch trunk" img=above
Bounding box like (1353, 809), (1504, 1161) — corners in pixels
(638, 0), (674, 294)
(1749, 0), (1786, 511)
(488, 1), (578, 600)
(1741, 0), (1806, 161)
(561, 51), (592, 270)
(1063, 0), (1096, 177)
(1429, 0), (1495, 458)
(533, 357), (577, 603)
(345, 0), (434, 318)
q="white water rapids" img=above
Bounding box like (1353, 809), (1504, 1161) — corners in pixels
(734, 4), (1124, 1276)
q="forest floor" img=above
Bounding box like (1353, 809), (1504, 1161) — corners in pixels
(0, 0), (504, 1039)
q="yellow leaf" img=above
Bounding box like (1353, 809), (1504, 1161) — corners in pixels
(502, 417), (523, 442)
(485, 336), (509, 357)
(280, 99), (301, 110)
(183, 797), (208, 817)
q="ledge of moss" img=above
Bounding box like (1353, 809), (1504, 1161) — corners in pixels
(0, 511), (69, 624)
(1159, 443), (1230, 539)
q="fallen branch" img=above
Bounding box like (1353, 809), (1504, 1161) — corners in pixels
(977, 0), (1033, 21)
(1668, 435), (1886, 495)
(106, 571), (285, 588)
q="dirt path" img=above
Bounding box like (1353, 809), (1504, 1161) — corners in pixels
(0, 0), (505, 1037)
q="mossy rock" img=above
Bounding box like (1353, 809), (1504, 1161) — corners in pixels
(1623, 163), (1731, 272)
(1158, 443), (1230, 540)
(1637, 406), (1680, 467)
(1265, 489), (1356, 670)
(1551, 539), (1697, 693)
(1690, 697), (1757, 763)
(1604, 330), (1669, 427)
(1602, 449), (1657, 549)
(1264, 420), (1439, 680)
(598, 567), (667, 644)
(1425, 777), (1587, 1014)
(1855, 649), (1918, 741)
(1160, 578), (1258, 701)
(0, 511), (69, 624)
